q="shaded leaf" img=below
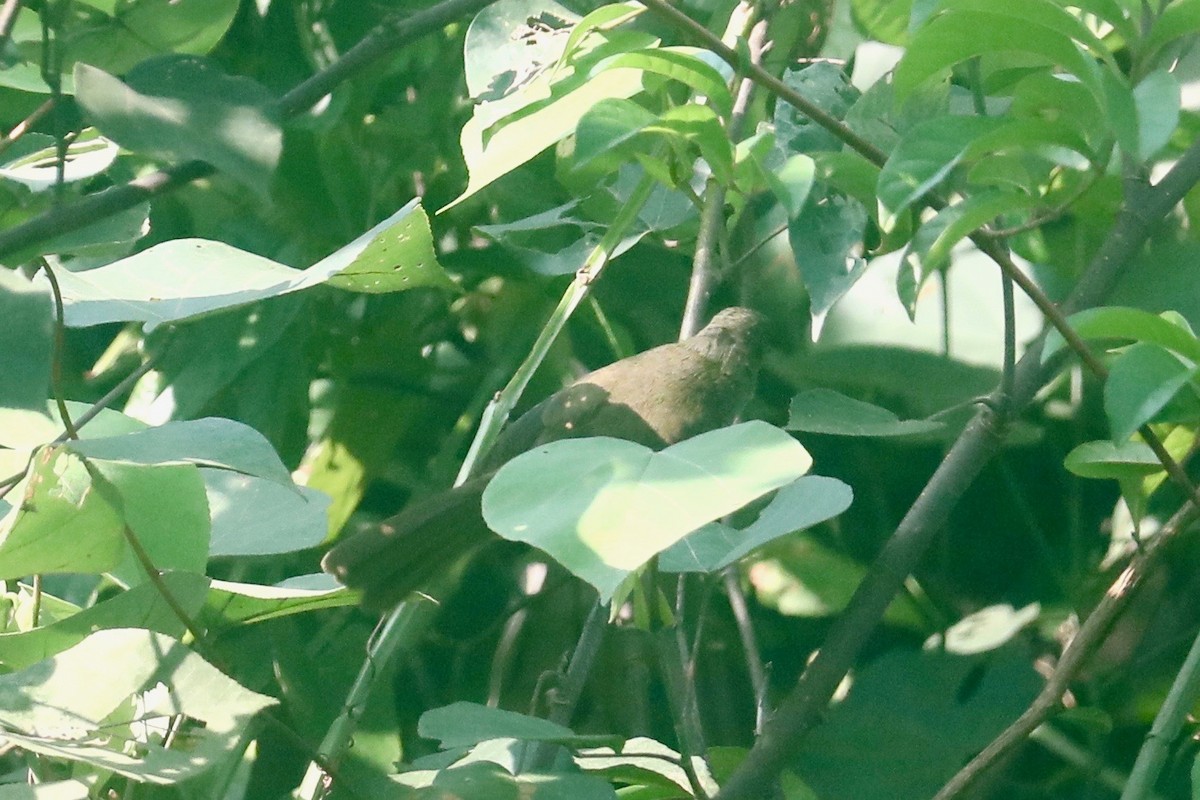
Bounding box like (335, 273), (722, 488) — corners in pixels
(482, 422), (811, 600)
(787, 389), (944, 437)
(74, 57), (280, 193)
(660, 476), (853, 572)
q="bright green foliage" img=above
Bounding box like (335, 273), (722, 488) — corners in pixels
(1, 0), (1200, 797)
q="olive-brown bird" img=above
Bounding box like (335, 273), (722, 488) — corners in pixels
(321, 307), (764, 610)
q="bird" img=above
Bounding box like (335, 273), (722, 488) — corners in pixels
(321, 306), (765, 610)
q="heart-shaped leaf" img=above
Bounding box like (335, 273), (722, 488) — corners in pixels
(481, 421), (811, 599)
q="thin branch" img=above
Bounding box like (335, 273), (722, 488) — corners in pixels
(0, 0), (20, 48)
(723, 570), (767, 733)
(36, 260), (78, 440)
(0, 99), (53, 158)
(640, 0), (887, 167)
(121, 523), (208, 647)
(933, 502), (1200, 800)
(524, 601), (610, 771)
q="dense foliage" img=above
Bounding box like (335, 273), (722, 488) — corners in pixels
(3, 0), (1200, 798)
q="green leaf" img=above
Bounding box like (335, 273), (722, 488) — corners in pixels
(0, 269), (52, 413)
(1103, 342), (1197, 442)
(481, 422), (811, 600)
(1063, 439), (1163, 479)
(877, 116), (1003, 231)
(0, 573), (210, 670)
(0, 447), (125, 579)
(787, 389), (945, 436)
(1132, 69), (1180, 161)
(5, 0), (238, 80)
(795, 649), (1040, 799)
(321, 202), (455, 294)
(0, 780), (90, 798)
(0, 629), (275, 783)
(571, 99), (733, 185)
(447, 0), (649, 209)
(69, 417), (294, 485)
(576, 736), (718, 797)
(897, 190), (1036, 317)
(851, 0), (913, 45)
(550, 2), (647, 78)
(201, 577), (354, 630)
(788, 193), (868, 338)
(593, 47), (733, 117)
(0, 129), (119, 191)
(894, 9), (1103, 105)
(774, 62), (861, 154)
(46, 200), (449, 328)
(659, 476), (853, 572)
(1144, 0), (1200, 58)
(11, 202), (150, 263)
(204, 470), (329, 556)
(92, 462), (210, 588)
(1044, 306), (1200, 363)
(74, 56), (281, 193)
(418, 702), (582, 748)
(752, 151), (815, 219)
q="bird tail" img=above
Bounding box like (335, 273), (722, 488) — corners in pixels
(320, 475), (493, 610)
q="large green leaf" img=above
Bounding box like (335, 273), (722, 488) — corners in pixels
(894, 7), (1104, 105)
(91, 462), (210, 588)
(788, 193), (868, 337)
(0, 270), (52, 413)
(659, 476), (853, 572)
(447, 0), (650, 209)
(481, 422), (811, 600)
(796, 649), (1040, 798)
(0, 129), (119, 192)
(5, 0), (238, 83)
(876, 116), (1003, 231)
(0, 573), (210, 670)
(74, 56), (280, 192)
(47, 200), (449, 328)
(69, 417), (294, 484)
(787, 389), (944, 437)
(418, 702), (584, 749)
(1063, 439), (1163, 479)
(201, 577), (353, 630)
(896, 190), (1036, 316)
(0, 447), (125, 579)
(204, 470), (329, 556)
(571, 99), (733, 185)
(0, 629), (275, 783)
(1103, 342), (1199, 442)
(1044, 306), (1200, 363)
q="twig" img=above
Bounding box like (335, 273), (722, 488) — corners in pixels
(524, 601), (610, 771)
(0, 99), (54, 158)
(0, 0), (20, 49)
(640, 0), (887, 167)
(121, 523), (208, 647)
(723, 570), (767, 733)
(36, 260), (78, 440)
(933, 503), (1200, 800)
